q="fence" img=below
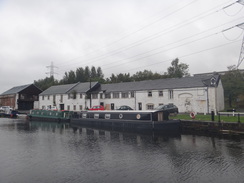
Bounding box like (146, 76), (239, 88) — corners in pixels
(217, 112), (244, 123)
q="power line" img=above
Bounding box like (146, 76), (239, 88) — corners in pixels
(113, 39), (242, 75)
(56, 0), (192, 67)
(58, 0), (238, 70)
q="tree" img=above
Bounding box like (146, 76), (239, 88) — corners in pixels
(91, 66), (97, 78)
(107, 73), (132, 83)
(221, 66), (244, 108)
(132, 70), (164, 81)
(167, 58), (190, 78)
(76, 67), (85, 82)
(34, 76), (58, 91)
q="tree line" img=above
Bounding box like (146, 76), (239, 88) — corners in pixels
(34, 58), (189, 90)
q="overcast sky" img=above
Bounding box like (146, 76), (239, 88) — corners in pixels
(0, 0), (244, 93)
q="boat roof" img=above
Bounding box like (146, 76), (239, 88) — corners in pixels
(83, 110), (160, 113)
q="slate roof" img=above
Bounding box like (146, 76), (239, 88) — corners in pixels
(1, 84), (32, 95)
(67, 82), (99, 94)
(39, 82), (99, 95)
(40, 83), (78, 95)
(97, 74), (220, 93)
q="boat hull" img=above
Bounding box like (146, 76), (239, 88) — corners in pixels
(71, 110), (180, 132)
(27, 109), (72, 123)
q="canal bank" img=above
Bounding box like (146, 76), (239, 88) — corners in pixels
(180, 120), (244, 136)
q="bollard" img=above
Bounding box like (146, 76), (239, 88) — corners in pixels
(211, 111), (214, 121)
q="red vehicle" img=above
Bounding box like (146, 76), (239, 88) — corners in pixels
(89, 105), (105, 111)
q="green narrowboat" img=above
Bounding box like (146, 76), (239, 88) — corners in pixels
(27, 109), (73, 123)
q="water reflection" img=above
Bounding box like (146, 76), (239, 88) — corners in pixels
(0, 118), (244, 183)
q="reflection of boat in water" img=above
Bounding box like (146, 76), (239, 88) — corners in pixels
(0, 106), (18, 118)
(27, 109), (73, 123)
(71, 110), (180, 132)
(29, 121), (70, 131)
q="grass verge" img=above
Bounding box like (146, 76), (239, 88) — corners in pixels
(170, 113), (244, 123)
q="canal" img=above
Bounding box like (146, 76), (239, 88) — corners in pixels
(0, 118), (244, 183)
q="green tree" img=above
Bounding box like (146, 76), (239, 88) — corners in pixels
(34, 76), (58, 91)
(76, 67), (85, 82)
(221, 66), (244, 108)
(91, 66), (97, 78)
(167, 58), (190, 78)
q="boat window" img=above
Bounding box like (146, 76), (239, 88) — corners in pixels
(105, 114), (111, 119)
(94, 114), (99, 119)
(82, 113), (87, 118)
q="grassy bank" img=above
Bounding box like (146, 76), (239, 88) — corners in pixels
(170, 113), (244, 123)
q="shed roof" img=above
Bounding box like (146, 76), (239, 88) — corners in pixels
(1, 84), (32, 95)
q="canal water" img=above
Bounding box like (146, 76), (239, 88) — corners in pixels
(0, 118), (244, 183)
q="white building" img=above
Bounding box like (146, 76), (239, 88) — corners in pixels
(39, 82), (99, 111)
(38, 74), (224, 114)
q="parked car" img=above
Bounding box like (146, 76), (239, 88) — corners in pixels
(154, 104), (178, 115)
(89, 105), (105, 111)
(117, 105), (133, 110)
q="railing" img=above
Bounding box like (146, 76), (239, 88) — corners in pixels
(218, 112), (244, 123)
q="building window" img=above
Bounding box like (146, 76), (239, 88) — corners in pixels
(92, 93), (98, 99)
(73, 105), (76, 111)
(80, 94), (83, 99)
(79, 105), (83, 110)
(100, 93), (103, 99)
(68, 94), (71, 99)
(148, 91), (152, 97)
(60, 95), (63, 103)
(42, 96), (44, 100)
(113, 92), (120, 98)
(169, 90), (174, 99)
(122, 92), (129, 98)
(147, 104), (154, 110)
(47, 95), (50, 100)
(105, 93), (111, 99)
(159, 90), (163, 97)
(131, 91), (135, 98)
(67, 105), (70, 111)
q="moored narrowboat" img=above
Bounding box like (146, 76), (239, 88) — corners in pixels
(27, 109), (73, 123)
(71, 110), (180, 132)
